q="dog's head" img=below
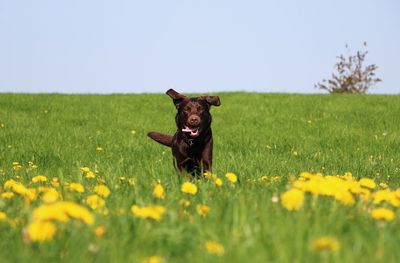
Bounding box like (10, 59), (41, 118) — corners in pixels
(166, 89), (220, 138)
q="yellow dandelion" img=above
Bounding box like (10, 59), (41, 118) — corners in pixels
(196, 204), (210, 217)
(0, 212), (7, 221)
(12, 162), (22, 170)
(310, 236), (340, 252)
(181, 182), (198, 195)
(214, 178), (223, 187)
(225, 172), (238, 183)
(205, 240), (225, 256)
(359, 178), (376, 189)
(131, 129), (137, 135)
(41, 189), (59, 203)
(96, 147), (104, 152)
(281, 189), (304, 211)
(1, 192), (14, 199)
(69, 183), (85, 193)
(153, 183), (165, 199)
(371, 208), (395, 222)
(94, 185), (111, 198)
(27, 221), (57, 242)
(203, 171), (216, 179)
(32, 175), (47, 183)
(81, 167), (90, 173)
(131, 204), (166, 221)
(86, 194), (106, 210)
(140, 256), (162, 263)
(86, 171), (96, 179)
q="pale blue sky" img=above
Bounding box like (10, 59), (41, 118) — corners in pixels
(0, 0), (399, 94)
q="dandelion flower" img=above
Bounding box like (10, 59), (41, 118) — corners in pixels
(153, 183), (165, 199)
(94, 185), (111, 198)
(371, 208), (395, 222)
(32, 175), (47, 183)
(0, 212), (7, 221)
(27, 221), (57, 242)
(181, 182), (198, 195)
(1, 192), (14, 199)
(69, 183), (85, 193)
(205, 240), (225, 256)
(96, 147), (104, 152)
(131, 130), (137, 135)
(359, 178), (376, 189)
(281, 189), (304, 211)
(51, 177), (60, 188)
(86, 194), (106, 210)
(140, 256), (162, 263)
(225, 172), (238, 183)
(310, 236), (340, 252)
(81, 167), (90, 173)
(214, 178), (223, 187)
(86, 171), (95, 179)
(41, 189), (59, 203)
(131, 205), (165, 221)
(196, 204), (210, 217)
(128, 178), (137, 186)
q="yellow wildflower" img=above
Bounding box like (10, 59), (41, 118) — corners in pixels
(94, 185), (111, 198)
(32, 175), (47, 183)
(41, 189), (59, 203)
(131, 129), (137, 135)
(335, 191), (355, 206)
(86, 171), (95, 179)
(33, 202), (94, 225)
(371, 208), (395, 222)
(203, 171), (216, 179)
(0, 212), (7, 221)
(205, 240), (225, 256)
(96, 147), (104, 152)
(196, 204), (210, 217)
(310, 236), (340, 252)
(181, 182), (198, 195)
(1, 192), (14, 199)
(214, 178), (223, 187)
(12, 162), (22, 170)
(69, 183), (85, 193)
(281, 189), (304, 211)
(359, 178), (376, 189)
(81, 167), (90, 173)
(131, 205), (165, 221)
(153, 183), (165, 199)
(86, 194), (105, 210)
(140, 256), (162, 263)
(27, 221), (57, 242)
(225, 172), (238, 183)
(379, 182), (388, 189)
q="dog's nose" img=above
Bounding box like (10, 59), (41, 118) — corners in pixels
(188, 115), (200, 126)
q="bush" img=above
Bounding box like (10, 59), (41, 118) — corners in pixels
(315, 42), (382, 94)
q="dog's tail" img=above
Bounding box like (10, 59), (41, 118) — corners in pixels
(147, 132), (173, 147)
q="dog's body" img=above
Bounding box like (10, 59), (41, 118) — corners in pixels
(148, 89), (220, 175)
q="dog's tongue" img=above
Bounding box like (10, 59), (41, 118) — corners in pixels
(182, 126), (199, 137)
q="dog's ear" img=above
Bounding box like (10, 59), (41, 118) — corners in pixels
(166, 89), (188, 108)
(201, 96), (221, 107)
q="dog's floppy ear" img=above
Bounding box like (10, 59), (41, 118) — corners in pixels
(166, 89), (187, 108)
(201, 96), (221, 107)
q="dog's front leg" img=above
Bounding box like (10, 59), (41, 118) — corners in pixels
(201, 139), (213, 172)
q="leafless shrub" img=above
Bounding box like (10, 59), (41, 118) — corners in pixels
(315, 42), (382, 94)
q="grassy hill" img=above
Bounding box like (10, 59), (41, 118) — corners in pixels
(0, 93), (400, 262)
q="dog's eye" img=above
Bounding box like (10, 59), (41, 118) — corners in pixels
(184, 106), (191, 112)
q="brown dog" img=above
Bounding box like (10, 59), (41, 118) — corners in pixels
(148, 89), (221, 175)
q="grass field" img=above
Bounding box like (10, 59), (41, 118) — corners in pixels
(0, 93), (400, 262)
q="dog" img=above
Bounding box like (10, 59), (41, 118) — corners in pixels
(147, 89), (221, 175)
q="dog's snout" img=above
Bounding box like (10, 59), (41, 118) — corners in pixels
(188, 115), (200, 126)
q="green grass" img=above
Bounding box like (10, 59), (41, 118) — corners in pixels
(0, 93), (400, 262)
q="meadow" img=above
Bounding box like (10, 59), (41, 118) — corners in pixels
(0, 92), (400, 263)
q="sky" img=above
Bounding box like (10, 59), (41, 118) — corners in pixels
(0, 0), (399, 94)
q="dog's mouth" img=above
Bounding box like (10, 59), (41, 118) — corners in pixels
(182, 125), (200, 137)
